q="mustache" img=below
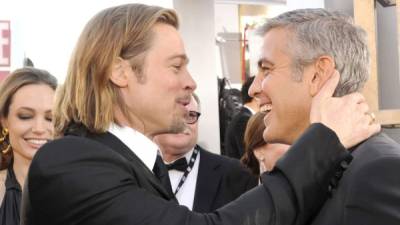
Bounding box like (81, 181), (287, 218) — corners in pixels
(176, 94), (192, 104)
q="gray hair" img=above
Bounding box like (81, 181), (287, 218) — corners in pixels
(258, 8), (370, 97)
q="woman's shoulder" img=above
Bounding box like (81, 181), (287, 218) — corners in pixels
(0, 169), (6, 204)
(0, 169), (6, 183)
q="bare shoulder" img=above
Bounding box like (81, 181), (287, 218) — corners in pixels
(0, 169), (6, 205)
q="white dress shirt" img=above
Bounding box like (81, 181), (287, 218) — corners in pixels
(166, 148), (200, 210)
(108, 123), (159, 172)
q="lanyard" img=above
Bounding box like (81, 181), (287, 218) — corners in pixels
(174, 147), (199, 195)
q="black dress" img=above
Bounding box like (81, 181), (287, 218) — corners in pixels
(0, 165), (21, 225)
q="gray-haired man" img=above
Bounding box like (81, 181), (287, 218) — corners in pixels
(250, 8), (400, 225)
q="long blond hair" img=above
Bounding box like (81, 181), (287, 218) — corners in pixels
(54, 4), (179, 136)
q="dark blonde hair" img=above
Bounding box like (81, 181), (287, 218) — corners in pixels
(241, 111), (267, 176)
(54, 4), (179, 136)
(0, 67), (57, 169)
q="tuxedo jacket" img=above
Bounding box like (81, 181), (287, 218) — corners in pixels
(192, 146), (257, 213)
(224, 107), (252, 159)
(310, 133), (400, 225)
(21, 124), (350, 225)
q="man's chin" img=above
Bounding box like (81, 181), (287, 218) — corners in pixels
(168, 118), (187, 134)
(263, 130), (293, 145)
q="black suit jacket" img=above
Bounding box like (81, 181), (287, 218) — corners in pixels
(192, 146), (257, 213)
(22, 123), (350, 225)
(310, 133), (400, 225)
(224, 107), (252, 159)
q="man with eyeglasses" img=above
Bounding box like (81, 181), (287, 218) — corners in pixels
(154, 93), (257, 213)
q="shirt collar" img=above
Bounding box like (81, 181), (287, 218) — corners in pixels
(164, 147), (195, 165)
(183, 148), (195, 163)
(108, 123), (158, 171)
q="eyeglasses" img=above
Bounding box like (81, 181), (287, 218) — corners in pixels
(186, 111), (201, 124)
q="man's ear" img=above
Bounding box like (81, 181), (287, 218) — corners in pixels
(309, 55), (335, 97)
(109, 57), (131, 88)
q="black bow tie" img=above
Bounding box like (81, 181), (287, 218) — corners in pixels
(166, 158), (188, 172)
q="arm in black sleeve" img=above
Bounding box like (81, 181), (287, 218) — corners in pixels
(22, 123), (349, 225)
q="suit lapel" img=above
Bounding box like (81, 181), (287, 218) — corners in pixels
(193, 146), (222, 212)
(88, 132), (175, 201)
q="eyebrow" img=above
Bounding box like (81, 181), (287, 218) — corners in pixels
(167, 54), (189, 64)
(18, 107), (52, 114)
(259, 57), (274, 66)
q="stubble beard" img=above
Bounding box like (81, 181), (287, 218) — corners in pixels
(168, 112), (186, 134)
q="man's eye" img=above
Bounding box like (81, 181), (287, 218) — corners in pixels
(172, 65), (182, 71)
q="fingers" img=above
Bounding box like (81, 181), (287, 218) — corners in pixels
(314, 69), (340, 102)
(370, 122), (381, 134)
(356, 101), (370, 115)
(366, 112), (376, 125)
(361, 113), (381, 142)
(342, 92), (366, 104)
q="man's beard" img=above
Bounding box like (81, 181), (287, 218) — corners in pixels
(168, 112), (187, 134)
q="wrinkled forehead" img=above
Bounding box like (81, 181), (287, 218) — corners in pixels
(259, 28), (294, 65)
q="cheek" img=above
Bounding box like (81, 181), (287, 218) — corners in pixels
(7, 121), (28, 141)
(44, 121), (54, 134)
(7, 127), (25, 150)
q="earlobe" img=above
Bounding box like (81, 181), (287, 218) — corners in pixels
(253, 149), (265, 162)
(309, 72), (320, 97)
(0, 118), (8, 129)
(109, 57), (130, 88)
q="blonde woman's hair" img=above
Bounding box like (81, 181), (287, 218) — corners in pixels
(54, 4), (179, 136)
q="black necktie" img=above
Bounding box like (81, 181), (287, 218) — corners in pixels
(152, 155), (174, 195)
(166, 158), (188, 172)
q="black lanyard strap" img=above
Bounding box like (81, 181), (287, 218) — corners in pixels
(174, 147), (199, 195)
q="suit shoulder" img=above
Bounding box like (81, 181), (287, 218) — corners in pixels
(351, 133), (400, 165)
(346, 134), (400, 195)
(198, 147), (258, 188)
(38, 135), (108, 154)
(33, 135), (124, 168)
(199, 147), (252, 173)
(345, 153), (400, 222)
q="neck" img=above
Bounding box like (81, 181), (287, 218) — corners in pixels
(114, 107), (150, 137)
(12, 153), (31, 189)
(162, 148), (193, 163)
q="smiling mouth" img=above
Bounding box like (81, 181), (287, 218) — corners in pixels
(260, 104), (272, 113)
(25, 139), (49, 146)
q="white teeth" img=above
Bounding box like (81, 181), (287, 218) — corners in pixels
(26, 139), (48, 145)
(260, 104), (272, 113)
